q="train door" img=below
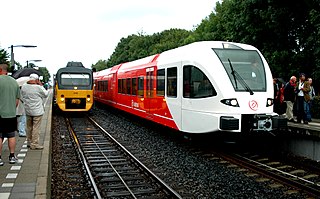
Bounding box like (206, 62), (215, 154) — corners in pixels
(165, 63), (182, 129)
(145, 67), (154, 118)
(110, 73), (117, 103)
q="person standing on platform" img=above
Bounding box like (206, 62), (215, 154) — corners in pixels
(296, 73), (310, 124)
(306, 78), (315, 122)
(21, 73), (49, 150)
(16, 94), (27, 137)
(0, 63), (20, 165)
(278, 81), (286, 114)
(284, 76), (297, 122)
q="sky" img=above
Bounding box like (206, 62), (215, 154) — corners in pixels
(0, 0), (217, 78)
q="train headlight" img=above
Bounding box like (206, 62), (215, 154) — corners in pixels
(60, 95), (65, 102)
(220, 98), (239, 107)
(87, 95), (91, 102)
(266, 98), (274, 107)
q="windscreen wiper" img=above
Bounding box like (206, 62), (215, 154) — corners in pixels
(68, 73), (75, 85)
(228, 59), (238, 89)
(228, 59), (254, 95)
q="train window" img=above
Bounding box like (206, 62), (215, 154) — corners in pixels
(138, 77), (144, 97)
(104, 80), (108, 92)
(100, 81), (104, 91)
(183, 65), (217, 98)
(61, 73), (90, 86)
(156, 69), (165, 96)
(213, 49), (266, 92)
(96, 81), (99, 91)
(127, 78), (131, 95)
(147, 71), (154, 97)
(122, 79), (127, 94)
(132, 78), (137, 95)
(167, 67), (177, 98)
(118, 79), (122, 93)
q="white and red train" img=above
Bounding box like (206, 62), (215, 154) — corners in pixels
(93, 41), (286, 133)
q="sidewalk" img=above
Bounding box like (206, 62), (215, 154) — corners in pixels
(0, 90), (52, 199)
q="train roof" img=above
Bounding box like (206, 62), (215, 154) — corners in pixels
(56, 66), (92, 76)
(66, 61), (84, 67)
(93, 41), (259, 77)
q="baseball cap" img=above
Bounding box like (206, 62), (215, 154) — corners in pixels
(29, 73), (39, 80)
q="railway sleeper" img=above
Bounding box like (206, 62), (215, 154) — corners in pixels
(92, 166), (136, 172)
(99, 176), (145, 182)
(105, 188), (157, 197)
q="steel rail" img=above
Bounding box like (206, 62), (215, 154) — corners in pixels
(65, 117), (102, 199)
(88, 116), (183, 199)
(91, 137), (137, 199)
(218, 152), (320, 198)
(237, 154), (320, 187)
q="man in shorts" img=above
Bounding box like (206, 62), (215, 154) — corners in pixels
(0, 63), (20, 165)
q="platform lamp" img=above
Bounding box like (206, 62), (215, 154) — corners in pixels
(8, 45), (37, 71)
(26, 59), (42, 68)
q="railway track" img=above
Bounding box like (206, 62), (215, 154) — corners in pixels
(51, 115), (95, 198)
(53, 105), (320, 198)
(65, 115), (182, 199)
(211, 151), (320, 198)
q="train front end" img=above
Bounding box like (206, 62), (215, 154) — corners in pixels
(55, 67), (94, 112)
(161, 41), (287, 134)
(212, 43), (287, 132)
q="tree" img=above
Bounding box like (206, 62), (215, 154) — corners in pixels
(107, 29), (193, 67)
(100, 0), (320, 85)
(38, 67), (50, 83)
(0, 48), (10, 66)
(92, 59), (108, 71)
(151, 29), (193, 54)
(194, 0), (320, 81)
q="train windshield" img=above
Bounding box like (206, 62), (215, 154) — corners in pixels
(213, 49), (266, 92)
(60, 73), (91, 86)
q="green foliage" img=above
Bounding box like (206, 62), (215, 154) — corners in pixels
(151, 29), (193, 54)
(38, 67), (51, 83)
(106, 29), (192, 69)
(198, 0), (320, 81)
(102, 0), (320, 85)
(92, 59), (108, 71)
(311, 96), (320, 119)
(0, 48), (10, 66)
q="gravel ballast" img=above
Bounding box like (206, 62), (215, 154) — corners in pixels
(90, 104), (307, 199)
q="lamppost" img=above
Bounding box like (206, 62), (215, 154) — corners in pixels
(8, 45), (37, 71)
(26, 59), (42, 68)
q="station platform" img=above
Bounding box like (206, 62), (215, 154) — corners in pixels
(287, 117), (320, 137)
(0, 90), (52, 199)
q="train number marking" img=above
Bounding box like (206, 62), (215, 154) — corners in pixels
(249, 100), (258, 111)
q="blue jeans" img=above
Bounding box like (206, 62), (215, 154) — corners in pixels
(305, 101), (312, 121)
(17, 115), (26, 136)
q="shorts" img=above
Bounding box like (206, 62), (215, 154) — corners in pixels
(0, 116), (17, 138)
(0, 131), (16, 138)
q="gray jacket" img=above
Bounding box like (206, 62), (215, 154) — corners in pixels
(21, 83), (49, 116)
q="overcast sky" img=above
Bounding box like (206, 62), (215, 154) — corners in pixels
(1, 0), (217, 77)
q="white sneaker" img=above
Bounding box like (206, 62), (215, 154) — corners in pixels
(9, 156), (18, 164)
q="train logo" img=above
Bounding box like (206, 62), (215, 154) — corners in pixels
(249, 100), (258, 111)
